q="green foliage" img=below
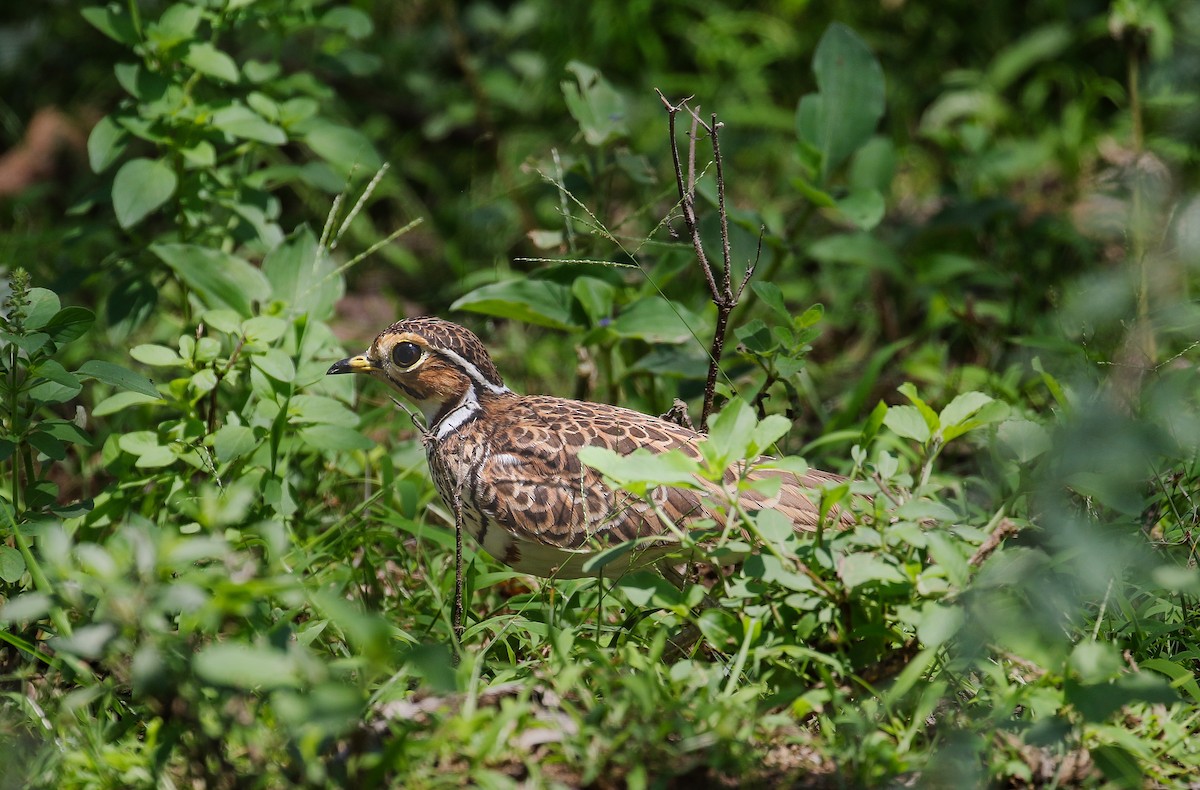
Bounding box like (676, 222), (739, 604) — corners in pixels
(1, 0), (1200, 787)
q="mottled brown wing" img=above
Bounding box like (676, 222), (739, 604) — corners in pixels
(471, 396), (710, 550)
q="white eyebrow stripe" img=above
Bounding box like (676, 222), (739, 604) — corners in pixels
(437, 347), (511, 396)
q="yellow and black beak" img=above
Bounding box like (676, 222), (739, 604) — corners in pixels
(326, 355), (377, 376)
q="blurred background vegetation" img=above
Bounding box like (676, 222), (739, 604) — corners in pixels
(1, 0), (1198, 786)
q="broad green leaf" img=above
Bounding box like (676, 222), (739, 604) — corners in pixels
(193, 643), (301, 690)
(611, 297), (703, 344)
(704, 399), (758, 465)
(289, 394), (359, 427)
(924, 531), (969, 587)
(27, 429), (66, 460)
(753, 508), (796, 544)
(988, 24), (1072, 92)
(613, 570), (684, 606)
(190, 369), (218, 393)
(838, 553), (906, 589)
(562, 61), (627, 147)
(77, 360), (160, 397)
(884, 405), (931, 444)
(242, 316), (288, 344)
(452, 279), (577, 330)
(749, 414), (792, 456)
(151, 243), (270, 317)
(797, 23), (886, 181)
(94, 391), (162, 416)
(185, 42), (239, 83)
(0, 591), (49, 622)
(24, 288), (61, 329)
(80, 5), (137, 45)
(572, 277), (616, 324)
(87, 114), (127, 173)
(210, 424), (258, 462)
(252, 349), (296, 382)
(302, 122), (382, 173)
(52, 623), (116, 659)
(39, 420), (92, 449)
(743, 554), (815, 592)
(211, 104), (286, 144)
(1142, 658), (1200, 704)
(0, 545), (26, 583)
(938, 391), (994, 429)
(113, 158), (177, 229)
(898, 383), (939, 431)
(807, 232), (900, 273)
(43, 307), (96, 347)
(916, 603), (964, 647)
(578, 446), (699, 498)
(831, 189), (886, 231)
(298, 425), (373, 452)
(148, 4), (202, 47)
(751, 281), (790, 321)
(131, 344), (183, 367)
(321, 7), (374, 38)
(262, 227), (342, 318)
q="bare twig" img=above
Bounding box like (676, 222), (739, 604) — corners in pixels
(656, 91), (758, 429)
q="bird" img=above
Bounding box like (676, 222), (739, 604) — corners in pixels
(328, 316), (852, 580)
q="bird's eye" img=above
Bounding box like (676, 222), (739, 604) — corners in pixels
(391, 341), (423, 368)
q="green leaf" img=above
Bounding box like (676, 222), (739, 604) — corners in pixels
(297, 425), (373, 452)
(1141, 658), (1200, 704)
(24, 288), (61, 330)
(572, 277), (616, 324)
(193, 643), (301, 690)
(321, 6), (374, 38)
(53, 623), (116, 659)
(562, 61), (627, 146)
(241, 316), (288, 344)
(751, 282), (791, 321)
(113, 158), (177, 229)
(77, 360), (160, 398)
(704, 399), (758, 465)
(451, 279), (578, 330)
(838, 553), (906, 589)
(807, 232), (899, 272)
(185, 42), (239, 83)
(577, 446), (699, 496)
(613, 571), (684, 607)
(252, 349), (296, 382)
(0, 592), (50, 622)
(302, 122), (382, 173)
(884, 405), (931, 444)
(0, 545), (26, 583)
(210, 104), (287, 145)
(43, 307), (95, 347)
(831, 189), (886, 231)
(80, 5), (138, 45)
(130, 344), (183, 367)
(938, 391), (994, 430)
(94, 391), (162, 416)
(797, 23), (886, 181)
(262, 227), (342, 318)
(151, 243), (271, 317)
(610, 297), (702, 344)
(210, 424), (258, 463)
(289, 395), (359, 427)
(749, 414), (792, 456)
(87, 114), (128, 173)
(916, 603), (964, 647)
(27, 429), (66, 460)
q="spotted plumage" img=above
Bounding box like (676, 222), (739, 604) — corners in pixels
(328, 317), (851, 578)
